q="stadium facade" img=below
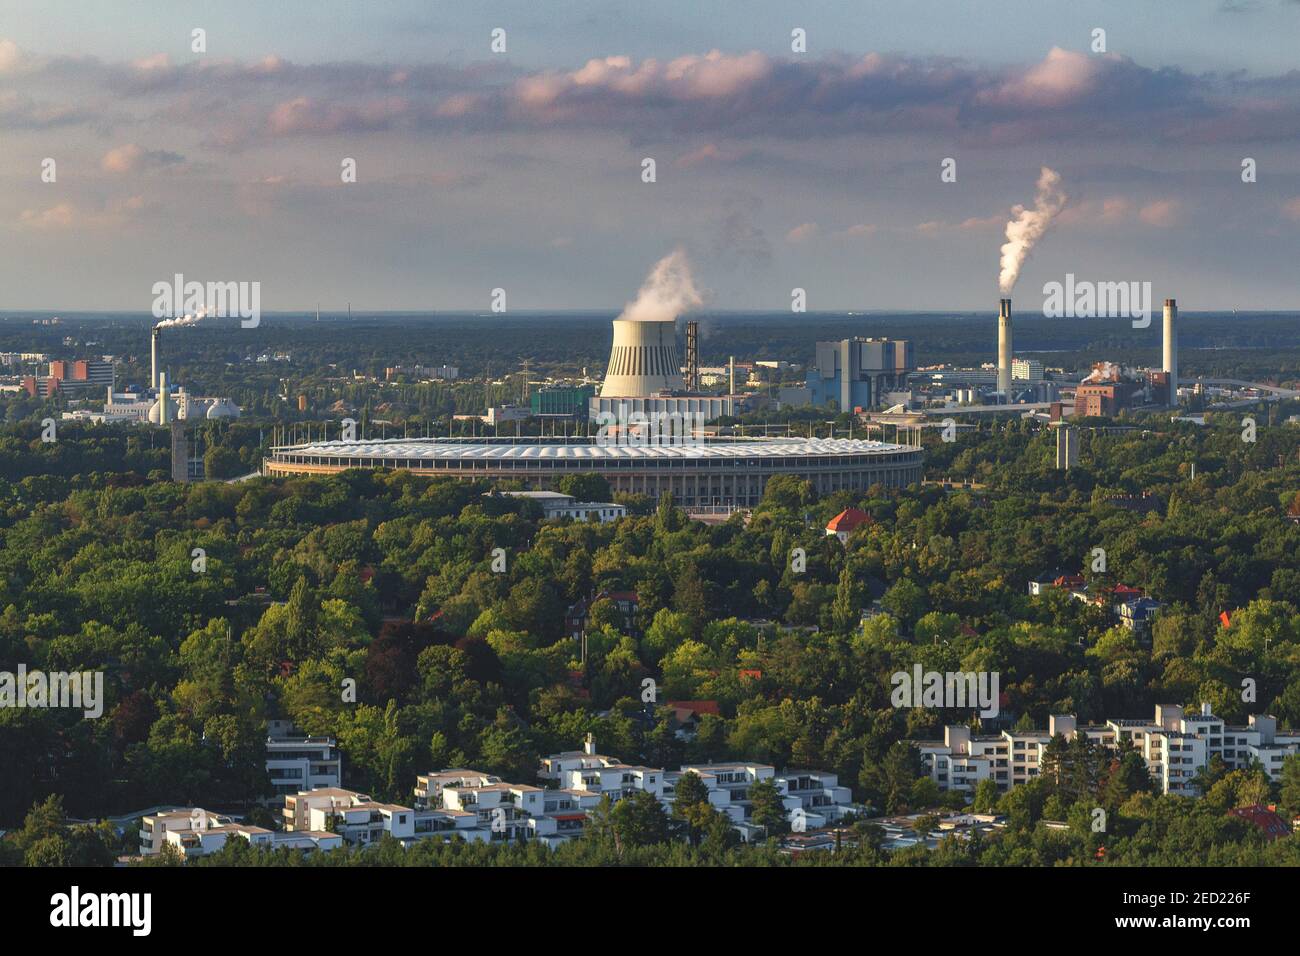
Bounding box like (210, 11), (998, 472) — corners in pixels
(263, 437), (922, 508)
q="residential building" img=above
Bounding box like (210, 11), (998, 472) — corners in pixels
(281, 788), (415, 845)
(139, 807), (341, 858)
(564, 590), (639, 639)
(265, 725), (342, 797)
(826, 507), (872, 543)
(1011, 358), (1044, 382)
(1117, 596), (1162, 633)
(1027, 569), (1085, 596)
(497, 490), (627, 523)
(414, 769), (502, 809)
(916, 704), (1300, 799)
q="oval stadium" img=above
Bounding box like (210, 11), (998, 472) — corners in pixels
(263, 436), (922, 508)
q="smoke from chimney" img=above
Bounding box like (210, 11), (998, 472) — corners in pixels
(153, 305), (213, 330)
(998, 167), (1067, 295)
(618, 248), (702, 323)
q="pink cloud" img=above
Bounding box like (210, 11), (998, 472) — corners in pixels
(831, 223), (878, 239)
(19, 202), (78, 229)
(980, 47), (1109, 108)
(1138, 199), (1181, 227)
(916, 214), (1001, 235)
(785, 222), (819, 243)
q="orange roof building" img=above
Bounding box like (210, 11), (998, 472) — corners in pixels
(826, 508), (872, 542)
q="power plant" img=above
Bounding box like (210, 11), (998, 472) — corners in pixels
(997, 298), (1013, 401)
(588, 317), (747, 422)
(601, 318), (685, 397)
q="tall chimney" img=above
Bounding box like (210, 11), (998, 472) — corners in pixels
(685, 320), (699, 392)
(1162, 298), (1177, 405)
(997, 298), (1012, 401)
(158, 372), (170, 424)
(151, 326), (161, 392)
(728, 355), (735, 395)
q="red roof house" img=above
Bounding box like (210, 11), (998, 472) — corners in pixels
(1229, 805), (1291, 841)
(826, 508), (872, 542)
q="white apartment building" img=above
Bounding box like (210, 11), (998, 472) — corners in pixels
(265, 725), (342, 798)
(414, 769), (502, 809)
(538, 736), (864, 839)
(1011, 358), (1045, 382)
(918, 704), (1300, 798)
(414, 766), (604, 847)
(140, 807), (342, 859)
(281, 788), (414, 845)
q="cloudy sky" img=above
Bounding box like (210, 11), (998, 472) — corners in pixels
(3, 0), (1299, 312)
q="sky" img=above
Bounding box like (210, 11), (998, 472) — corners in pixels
(2, 0), (1300, 312)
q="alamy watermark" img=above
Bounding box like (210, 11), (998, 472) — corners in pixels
(595, 410), (709, 447)
(891, 664), (1000, 718)
(151, 272), (261, 328)
(1042, 273), (1152, 328)
(1, 665), (104, 718)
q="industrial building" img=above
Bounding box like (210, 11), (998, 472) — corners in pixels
(22, 359), (114, 397)
(530, 383), (596, 419)
(263, 436), (922, 507)
(805, 337), (913, 410)
(587, 317), (749, 422)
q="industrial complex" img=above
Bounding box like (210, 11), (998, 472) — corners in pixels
(263, 310), (925, 502)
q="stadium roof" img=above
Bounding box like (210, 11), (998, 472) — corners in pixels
(272, 437), (914, 461)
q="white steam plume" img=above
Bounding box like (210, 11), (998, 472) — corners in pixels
(618, 248), (703, 322)
(998, 167), (1067, 295)
(154, 305), (212, 329)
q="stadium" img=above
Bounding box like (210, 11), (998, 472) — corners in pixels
(263, 436), (923, 508)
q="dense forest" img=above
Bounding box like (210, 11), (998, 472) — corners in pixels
(2, 403), (1300, 866)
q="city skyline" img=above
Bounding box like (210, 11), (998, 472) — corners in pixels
(2, 1), (1299, 312)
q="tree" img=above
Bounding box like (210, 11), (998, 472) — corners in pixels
(671, 770), (713, 845)
(203, 445), (244, 480)
(861, 741), (924, 814)
(1104, 750), (1154, 807)
(558, 473), (612, 503)
(831, 565), (864, 634)
(912, 813), (941, 835)
(1281, 754), (1300, 816)
(972, 778), (1001, 813)
(609, 791), (671, 850)
(747, 779), (788, 836)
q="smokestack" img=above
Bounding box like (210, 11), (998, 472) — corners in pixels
(1163, 298), (1178, 405)
(151, 326), (161, 392)
(729, 356), (735, 395)
(998, 298), (1012, 401)
(158, 372), (170, 424)
(685, 320), (699, 392)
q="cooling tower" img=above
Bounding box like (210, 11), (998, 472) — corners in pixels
(1162, 298), (1178, 403)
(997, 298), (1012, 400)
(600, 319), (685, 396)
